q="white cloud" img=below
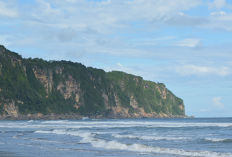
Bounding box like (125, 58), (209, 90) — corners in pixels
(32, 0), (202, 32)
(210, 13), (232, 21)
(175, 65), (231, 76)
(176, 39), (203, 47)
(210, 11), (226, 16)
(163, 13), (208, 27)
(201, 13), (232, 31)
(117, 63), (123, 67)
(178, 12), (184, 16)
(0, 2), (17, 17)
(212, 97), (224, 109)
(66, 0), (77, 3)
(209, 0), (226, 9)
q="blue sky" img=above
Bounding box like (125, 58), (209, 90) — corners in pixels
(1, 0), (232, 117)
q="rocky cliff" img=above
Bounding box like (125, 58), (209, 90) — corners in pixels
(0, 45), (189, 120)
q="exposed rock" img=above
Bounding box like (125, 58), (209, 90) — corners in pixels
(17, 101), (24, 104)
(55, 66), (64, 74)
(130, 96), (138, 108)
(33, 68), (53, 95)
(3, 100), (19, 119)
(102, 92), (110, 110)
(57, 76), (81, 103)
(179, 103), (185, 115)
(133, 77), (139, 85)
(118, 81), (125, 91)
(156, 85), (167, 99)
(74, 104), (80, 109)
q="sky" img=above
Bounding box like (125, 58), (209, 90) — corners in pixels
(0, 0), (232, 117)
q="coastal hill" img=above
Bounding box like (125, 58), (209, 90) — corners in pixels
(0, 45), (188, 120)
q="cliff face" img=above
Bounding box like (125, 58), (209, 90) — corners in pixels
(0, 45), (188, 120)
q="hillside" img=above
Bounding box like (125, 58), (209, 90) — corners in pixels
(0, 45), (188, 120)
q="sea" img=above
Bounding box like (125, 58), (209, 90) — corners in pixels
(0, 118), (232, 157)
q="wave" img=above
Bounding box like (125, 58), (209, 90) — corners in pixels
(205, 138), (232, 143)
(112, 134), (192, 141)
(30, 138), (78, 144)
(1, 121), (232, 129)
(41, 120), (69, 124)
(13, 134), (24, 139)
(83, 135), (232, 157)
(35, 129), (95, 139)
(12, 134), (29, 140)
(35, 129), (232, 157)
(91, 119), (101, 121)
(82, 117), (89, 120)
(36, 121), (232, 128)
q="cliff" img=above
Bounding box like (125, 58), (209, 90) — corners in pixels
(0, 45), (189, 120)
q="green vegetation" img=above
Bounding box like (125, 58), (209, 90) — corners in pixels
(0, 45), (185, 117)
(106, 71), (184, 115)
(0, 105), (3, 115)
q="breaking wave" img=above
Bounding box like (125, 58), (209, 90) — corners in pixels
(35, 129), (232, 157)
(205, 138), (232, 143)
(112, 134), (192, 141)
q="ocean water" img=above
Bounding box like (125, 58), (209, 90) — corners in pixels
(0, 118), (232, 157)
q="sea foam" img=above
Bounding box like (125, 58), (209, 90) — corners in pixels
(34, 129), (232, 157)
(112, 134), (192, 141)
(205, 138), (232, 143)
(85, 135), (232, 157)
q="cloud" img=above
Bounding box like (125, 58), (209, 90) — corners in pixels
(37, 0), (202, 32)
(163, 13), (208, 27)
(95, 38), (110, 46)
(175, 65), (231, 76)
(202, 12), (232, 31)
(117, 63), (123, 67)
(2, 0), (232, 82)
(45, 27), (77, 42)
(0, 0), (206, 50)
(82, 27), (99, 35)
(58, 28), (77, 42)
(209, 0), (226, 9)
(66, 0), (77, 3)
(210, 11), (226, 16)
(175, 39), (203, 47)
(212, 97), (224, 109)
(0, 2), (18, 18)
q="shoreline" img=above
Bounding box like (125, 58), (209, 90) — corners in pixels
(0, 113), (194, 120)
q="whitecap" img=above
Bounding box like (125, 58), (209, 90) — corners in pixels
(41, 120), (69, 124)
(82, 117), (89, 120)
(205, 138), (232, 143)
(86, 137), (232, 157)
(112, 134), (192, 141)
(34, 129), (232, 156)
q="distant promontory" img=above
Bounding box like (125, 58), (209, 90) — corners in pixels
(0, 45), (190, 120)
